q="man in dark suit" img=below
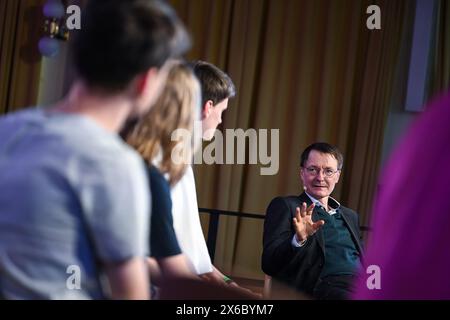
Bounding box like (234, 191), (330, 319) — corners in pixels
(262, 142), (363, 299)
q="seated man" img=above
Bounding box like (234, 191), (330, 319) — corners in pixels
(262, 142), (363, 299)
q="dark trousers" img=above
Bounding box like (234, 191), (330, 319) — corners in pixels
(312, 274), (356, 300)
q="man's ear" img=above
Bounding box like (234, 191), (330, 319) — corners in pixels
(202, 100), (214, 119)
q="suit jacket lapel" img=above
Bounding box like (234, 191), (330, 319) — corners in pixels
(341, 210), (363, 254)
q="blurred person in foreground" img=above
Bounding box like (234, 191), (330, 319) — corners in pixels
(0, 0), (189, 299)
(353, 92), (450, 299)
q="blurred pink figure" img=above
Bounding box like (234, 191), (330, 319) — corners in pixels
(353, 92), (450, 299)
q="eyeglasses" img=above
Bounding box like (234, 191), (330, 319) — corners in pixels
(304, 166), (339, 177)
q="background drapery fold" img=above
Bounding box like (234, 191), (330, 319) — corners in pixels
(430, 0), (450, 98)
(0, 0), (44, 114)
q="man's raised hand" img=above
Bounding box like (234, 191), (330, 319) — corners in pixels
(292, 202), (325, 243)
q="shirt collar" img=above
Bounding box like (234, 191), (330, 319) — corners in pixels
(305, 192), (341, 215)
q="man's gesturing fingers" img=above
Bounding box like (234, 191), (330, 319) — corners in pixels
(294, 206), (302, 221)
(312, 219), (325, 231)
(306, 203), (315, 215)
(300, 202), (307, 218)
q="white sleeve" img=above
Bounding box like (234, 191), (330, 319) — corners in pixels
(170, 166), (213, 275)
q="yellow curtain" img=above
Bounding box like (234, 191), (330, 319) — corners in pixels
(0, 0), (44, 114)
(170, 0), (414, 280)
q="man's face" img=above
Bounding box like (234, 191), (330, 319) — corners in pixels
(201, 98), (229, 140)
(300, 150), (340, 200)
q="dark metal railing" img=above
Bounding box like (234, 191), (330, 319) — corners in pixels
(199, 208), (264, 260)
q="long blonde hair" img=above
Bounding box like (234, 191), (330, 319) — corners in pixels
(125, 62), (201, 186)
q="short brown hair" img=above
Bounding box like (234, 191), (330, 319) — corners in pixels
(300, 142), (344, 170)
(189, 60), (236, 106)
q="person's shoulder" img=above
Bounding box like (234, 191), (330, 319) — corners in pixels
(267, 195), (302, 212)
(0, 108), (42, 127)
(56, 124), (146, 183)
(51, 114), (143, 167)
(182, 165), (195, 179)
(270, 194), (299, 200)
(1, 108), (39, 118)
(77, 138), (143, 171)
(171, 165), (195, 191)
(340, 205), (359, 217)
(148, 165), (170, 190)
(270, 194), (303, 204)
